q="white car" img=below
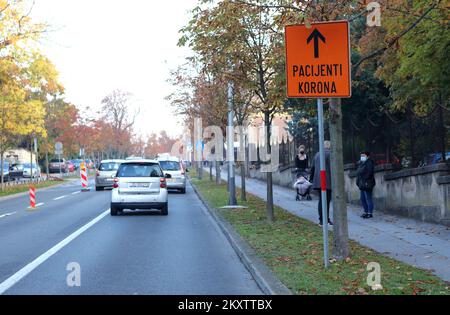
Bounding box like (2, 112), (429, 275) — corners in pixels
(157, 157), (187, 194)
(23, 163), (41, 178)
(95, 159), (125, 191)
(111, 160), (170, 216)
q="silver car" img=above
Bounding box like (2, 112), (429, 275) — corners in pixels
(158, 158), (187, 194)
(23, 163), (41, 178)
(110, 160), (170, 216)
(95, 160), (124, 191)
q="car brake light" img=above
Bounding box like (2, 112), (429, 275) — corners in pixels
(113, 178), (119, 188)
(160, 178), (167, 189)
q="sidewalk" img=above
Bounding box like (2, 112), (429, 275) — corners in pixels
(208, 168), (450, 282)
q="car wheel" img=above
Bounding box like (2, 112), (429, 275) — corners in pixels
(110, 206), (119, 216)
(180, 188), (186, 194)
(161, 203), (168, 216)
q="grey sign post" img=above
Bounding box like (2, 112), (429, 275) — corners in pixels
(55, 142), (63, 178)
(317, 99), (329, 268)
(227, 79), (237, 206)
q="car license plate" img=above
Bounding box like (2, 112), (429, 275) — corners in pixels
(129, 183), (149, 188)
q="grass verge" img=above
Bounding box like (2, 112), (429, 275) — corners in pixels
(0, 180), (67, 198)
(189, 171), (450, 295)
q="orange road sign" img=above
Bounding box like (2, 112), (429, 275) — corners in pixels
(285, 20), (351, 98)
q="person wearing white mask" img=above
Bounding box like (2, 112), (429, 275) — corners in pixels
(356, 151), (376, 219)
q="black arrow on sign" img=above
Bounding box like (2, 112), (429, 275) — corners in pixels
(307, 28), (326, 59)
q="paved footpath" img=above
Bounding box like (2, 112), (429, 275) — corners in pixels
(209, 168), (450, 282)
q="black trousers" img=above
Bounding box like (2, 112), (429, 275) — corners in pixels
(316, 189), (332, 223)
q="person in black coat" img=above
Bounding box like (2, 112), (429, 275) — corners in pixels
(356, 151), (376, 219)
(294, 145), (309, 177)
(310, 141), (333, 226)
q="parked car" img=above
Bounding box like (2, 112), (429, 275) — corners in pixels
(85, 159), (94, 169)
(23, 163), (41, 178)
(425, 152), (450, 165)
(1, 162), (10, 182)
(49, 158), (67, 173)
(9, 163), (24, 180)
(71, 159), (83, 170)
(66, 161), (75, 173)
(95, 159), (124, 191)
(110, 160), (170, 216)
(157, 156), (187, 194)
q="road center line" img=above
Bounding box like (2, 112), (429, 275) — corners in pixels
(0, 212), (17, 219)
(71, 191), (81, 195)
(27, 203), (44, 209)
(0, 209), (110, 295)
(53, 196), (67, 201)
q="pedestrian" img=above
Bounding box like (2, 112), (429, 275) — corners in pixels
(310, 140), (333, 226)
(356, 151), (376, 219)
(295, 145), (309, 177)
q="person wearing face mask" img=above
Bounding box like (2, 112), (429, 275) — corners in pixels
(356, 151), (376, 219)
(295, 145), (309, 177)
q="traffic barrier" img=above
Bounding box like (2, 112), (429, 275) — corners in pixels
(80, 162), (90, 192)
(29, 185), (36, 209)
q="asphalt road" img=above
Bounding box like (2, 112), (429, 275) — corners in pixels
(0, 179), (262, 295)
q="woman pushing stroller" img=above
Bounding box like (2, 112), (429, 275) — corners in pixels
(294, 145), (312, 201)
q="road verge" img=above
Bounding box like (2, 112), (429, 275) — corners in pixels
(190, 178), (292, 295)
(189, 171), (450, 295)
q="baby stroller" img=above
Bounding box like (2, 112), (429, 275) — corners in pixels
(293, 169), (313, 201)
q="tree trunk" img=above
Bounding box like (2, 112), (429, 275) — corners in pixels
(227, 161), (230, 192)
(215, 160), (221, 185)
(329, 98), (350, 260)
(409, 110), (416, 167)
(197, 161), (203, 180)
(209, 161), (213, 181)
(239, 126), (247, 201)
(45, 148), (49, 178)
(265, 110), (274, 222)
(438, 104), (446, 163)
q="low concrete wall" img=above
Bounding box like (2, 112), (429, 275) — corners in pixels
(249, 164), (297, 189)
(344, 163), (450, 227)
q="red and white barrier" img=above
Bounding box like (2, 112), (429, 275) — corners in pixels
(80, 162), (90, 192)
(29, 186), (36, 209)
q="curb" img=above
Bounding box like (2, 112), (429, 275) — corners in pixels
(189, 177), (293, 296)
(0, 179), (78, 202)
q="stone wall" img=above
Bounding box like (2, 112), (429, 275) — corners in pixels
(344, 163), (450, 226)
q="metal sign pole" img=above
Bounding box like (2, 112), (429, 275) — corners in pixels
(227, 80), (237, 206)
(317, 98), (329, 268)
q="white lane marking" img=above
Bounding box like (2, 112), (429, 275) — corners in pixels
(0, 209), (110, 295)
(53, 196), (67, 201)
(0, 212), (17, 219)
(71, 191), (81, 195)
(27, 203), (44, 209)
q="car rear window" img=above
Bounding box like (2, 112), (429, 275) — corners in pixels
(50, 159), (63, 163)
(117, 163), (163, 178)
(159, 161), (181, 171)
(99, 162), (121, 171)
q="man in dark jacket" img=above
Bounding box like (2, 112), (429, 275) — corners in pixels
(356, 151), (376, 219)
(310, 141), (333, 226)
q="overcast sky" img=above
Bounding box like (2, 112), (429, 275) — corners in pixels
(31, 0), (198, 138)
